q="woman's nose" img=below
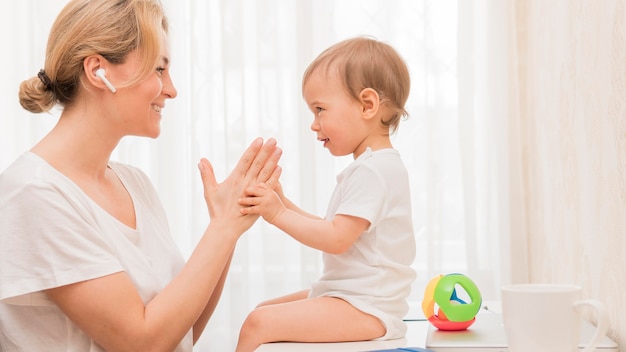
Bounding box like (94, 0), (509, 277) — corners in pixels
(163, 75), (178, 99)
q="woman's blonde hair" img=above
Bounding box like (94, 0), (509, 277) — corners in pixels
(19, 0), (168, 113)
(302, 37), (411, 133)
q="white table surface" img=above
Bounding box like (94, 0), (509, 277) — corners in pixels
(254, 319), (430, 352)
(253, 301), (503, 352)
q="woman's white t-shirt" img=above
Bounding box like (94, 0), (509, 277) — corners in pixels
(0, 152), (192, 351)
(309, 148), (417, 340)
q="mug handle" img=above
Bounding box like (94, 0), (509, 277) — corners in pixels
(574, 299), (609, 352)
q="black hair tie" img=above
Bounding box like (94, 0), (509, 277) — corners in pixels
(37, 69), (53, 91)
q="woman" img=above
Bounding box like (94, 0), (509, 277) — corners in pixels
(0, 0), (281, 351)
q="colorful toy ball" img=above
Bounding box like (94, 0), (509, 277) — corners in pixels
(421, 273), (482, 330)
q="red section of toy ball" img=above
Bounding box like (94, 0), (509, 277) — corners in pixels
(428, 315), (476, 331)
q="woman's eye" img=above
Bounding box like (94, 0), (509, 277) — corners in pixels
(156, 67), (165, 75)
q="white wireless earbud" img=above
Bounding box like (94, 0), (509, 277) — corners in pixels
(95, 68), (116, 93)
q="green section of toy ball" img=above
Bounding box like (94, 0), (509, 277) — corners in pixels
(433, 274), (482, 322)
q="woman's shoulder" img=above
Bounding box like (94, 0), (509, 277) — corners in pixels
(0, 153), (90, 215)
(0, 152), (54, 188)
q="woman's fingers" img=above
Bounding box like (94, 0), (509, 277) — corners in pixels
(228, 137), (282, 185)
(230, 137), (265, 180)
(245, 138), (280, 183)
(198, 158), (217, 199)
(198, 157), (230, 221)
(265, 165), (282, 190)
(257, 147), (282, 184)
(198, 156), (260, 234)
(197, 138), (282, 235)
(228, 137), (283, 193)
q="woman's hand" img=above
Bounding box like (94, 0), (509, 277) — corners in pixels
(198, 138), (282, 236)
(271, 179), (287, 201)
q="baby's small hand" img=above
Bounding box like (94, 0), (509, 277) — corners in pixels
(239, 183), (286, 224)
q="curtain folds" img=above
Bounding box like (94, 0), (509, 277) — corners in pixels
(458, 0), (529, 291)
(513, 0), (626, 347)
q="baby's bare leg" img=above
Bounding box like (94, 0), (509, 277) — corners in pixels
(235, 296), (385, 352)
(255, 289), (309, 308)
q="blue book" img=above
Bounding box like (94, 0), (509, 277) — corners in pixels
(365, 348), (434, 352)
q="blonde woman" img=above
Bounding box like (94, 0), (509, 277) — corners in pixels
(0, 0), (281, 351)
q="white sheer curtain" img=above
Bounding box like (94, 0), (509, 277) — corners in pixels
(1, 1), (507, 350)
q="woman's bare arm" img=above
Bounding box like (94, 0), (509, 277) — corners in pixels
(46, 138), (282, 351)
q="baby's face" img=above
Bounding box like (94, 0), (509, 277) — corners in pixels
(303, 70), (371, 158)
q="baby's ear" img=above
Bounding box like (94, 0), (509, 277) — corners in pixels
(359, 88), (380, 119)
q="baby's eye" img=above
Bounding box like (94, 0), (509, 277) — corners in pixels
(315, 107), (323, 113)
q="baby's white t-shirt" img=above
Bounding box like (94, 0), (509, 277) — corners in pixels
(0, 152), (192, 351)
(309, 148), (417, 340)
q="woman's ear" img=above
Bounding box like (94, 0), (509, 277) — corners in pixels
(83, 55), (113, 92)
(359, 88), (380, 120)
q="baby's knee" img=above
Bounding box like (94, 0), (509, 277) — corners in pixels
(238, 308), (266, 342)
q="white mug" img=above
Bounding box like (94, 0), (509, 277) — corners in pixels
(501, 284), (609, 352)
